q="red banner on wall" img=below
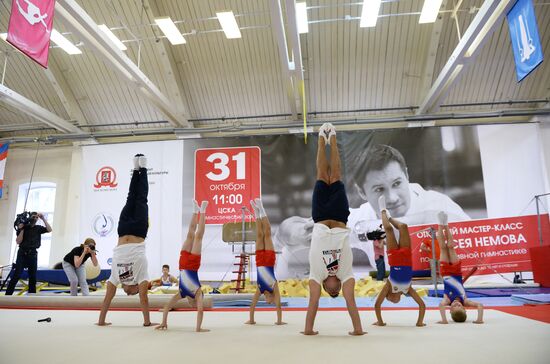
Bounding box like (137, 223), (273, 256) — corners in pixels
(409, 214), (550, 275)
(7, 0), (55, 68)
(195, 147), (261, 224)
(0, 143), (9, 198)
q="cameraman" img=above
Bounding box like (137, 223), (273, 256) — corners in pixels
(367, 227), (386, 281)
(6, 212), (52, 295)
(62, 238), (99, 296)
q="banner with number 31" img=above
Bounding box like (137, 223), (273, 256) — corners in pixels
(194, 147), (261, 224)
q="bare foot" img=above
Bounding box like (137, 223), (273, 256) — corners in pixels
(301, 330), (319, 336)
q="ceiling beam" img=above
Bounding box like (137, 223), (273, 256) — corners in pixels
(43, 57), (90, 128)
(417, 0), (516, 114)
(268, 0), (298, 119)
(418, 0), (448, 104)
(140, 0), (193, 127)
(3, 108), (550, 145)
(451, 0), (465, 41)
(530, 86), (550, 123)
(55, 0), (189, 128)
(0, 84), (84, 134)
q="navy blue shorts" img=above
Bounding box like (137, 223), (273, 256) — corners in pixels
(311, 180), (350, 224)
(118, 169), (149, 239)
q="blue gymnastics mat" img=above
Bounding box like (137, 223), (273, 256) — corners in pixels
(510, 294), (550, 304)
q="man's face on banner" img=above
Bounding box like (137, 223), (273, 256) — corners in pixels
(363, 161), (411, 217)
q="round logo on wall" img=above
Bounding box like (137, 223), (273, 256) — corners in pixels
(92, 213), (115, 237)
(94, 166), (118, 188)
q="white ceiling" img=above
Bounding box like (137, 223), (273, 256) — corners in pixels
(0, 0), (548, 143)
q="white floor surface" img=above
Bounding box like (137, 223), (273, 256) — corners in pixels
(1, 309), (548, 364)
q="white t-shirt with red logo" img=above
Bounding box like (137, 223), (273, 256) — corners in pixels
(108, 243), (149, 286)
(309, 223), (354, 285)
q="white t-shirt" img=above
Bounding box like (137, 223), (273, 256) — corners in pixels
(108, 243), (149, 286)
(309, 223), (354, 284)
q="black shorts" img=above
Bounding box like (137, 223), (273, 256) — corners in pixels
(311, 180), (350, 224)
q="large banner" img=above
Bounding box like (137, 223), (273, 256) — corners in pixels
(182, 127), (490, 280)
(7, 0), (55, 68)
(410, 214), (550, 274)
(81, 125), (547, 281)
(80, 141), (183, 277)
(195, 146), (261, 224)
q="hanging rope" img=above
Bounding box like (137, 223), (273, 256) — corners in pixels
(22, 137), (41, 212)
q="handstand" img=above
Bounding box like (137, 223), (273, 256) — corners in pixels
(373, 196), (426, 327)
(245, 198), (285, 326)
(156, 200), (209, 332)
(437, 211), (484, 324)
(97, 154), (154, 326)
(302, 123), (365, 336)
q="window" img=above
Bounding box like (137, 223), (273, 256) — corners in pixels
(10, 182), (56, 267)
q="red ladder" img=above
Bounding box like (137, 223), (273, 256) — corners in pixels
(230, 253), (249, 293)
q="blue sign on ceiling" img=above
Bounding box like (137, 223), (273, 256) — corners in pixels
(507, 0), (544, 82)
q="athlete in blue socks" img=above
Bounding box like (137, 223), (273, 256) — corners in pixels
(373, 196), (426, 327)
(156, 200), (209, 332)
(245, 198), (285, 326)
(437, 211), (484, 324)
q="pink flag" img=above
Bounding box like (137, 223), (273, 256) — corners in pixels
(7, 0), (56, 68)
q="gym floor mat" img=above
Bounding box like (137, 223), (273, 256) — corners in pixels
(511, 294), (550, 304)
(493, 305), (550, 324)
